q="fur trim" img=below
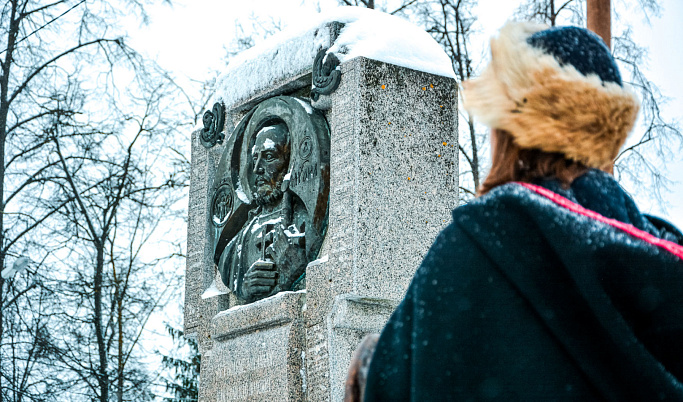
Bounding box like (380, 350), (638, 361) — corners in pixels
(462, 22), (640, 169)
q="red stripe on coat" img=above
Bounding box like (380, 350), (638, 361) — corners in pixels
(516, 182), (683, 260)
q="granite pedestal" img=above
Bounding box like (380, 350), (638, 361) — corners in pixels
(185, 20), (459, 402)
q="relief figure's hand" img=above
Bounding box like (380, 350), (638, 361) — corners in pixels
(263, 223), (307, 290)
(242, 259), (278, 301)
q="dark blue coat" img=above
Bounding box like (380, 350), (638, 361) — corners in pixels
(364, 170), (683, 401)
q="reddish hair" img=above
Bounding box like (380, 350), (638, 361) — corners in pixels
(478, 130), (592, 196)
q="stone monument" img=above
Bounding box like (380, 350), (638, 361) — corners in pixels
(185, 7), (459, 401)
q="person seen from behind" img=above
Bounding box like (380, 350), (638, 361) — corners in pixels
(357, 21), (683, 401)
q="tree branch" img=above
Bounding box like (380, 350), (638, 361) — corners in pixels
(9, 38), (122, 106)
(390, 0), (419, 15)
(2, 283), (37, 310)
(3, 195), (73, 253)
(1, 0), (86, 56)
(53, 136), (100, 247)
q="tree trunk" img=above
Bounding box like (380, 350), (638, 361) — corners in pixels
(468, 118), (480, 190)
(0, 3), (20, 401)
(587, 0), (611, 48)
(117, 282), (123, 402)
(95, 244), (108, 401)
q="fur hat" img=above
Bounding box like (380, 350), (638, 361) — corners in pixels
(462, 22), (640, 169)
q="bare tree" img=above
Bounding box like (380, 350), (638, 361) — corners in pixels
(0, 0), (126, 398)
(1, 263), (60, 401)
(47, 82), (184, 401)
(517, 0), (584, 26)
(0, 1), (188, 401)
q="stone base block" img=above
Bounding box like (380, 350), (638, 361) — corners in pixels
(327, 294), (397, 402)
(199, 291), (306, 401)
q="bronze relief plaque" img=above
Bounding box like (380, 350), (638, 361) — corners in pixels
(211, 96), (330, 303)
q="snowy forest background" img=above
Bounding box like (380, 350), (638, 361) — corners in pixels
(1, 0), (681, 400)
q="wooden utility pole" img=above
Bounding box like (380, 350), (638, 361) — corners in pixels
(587, 0), (611, 49)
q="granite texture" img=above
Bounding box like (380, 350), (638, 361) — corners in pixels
(303, 57), (459, 400)
(200, 291), (306, 401)
(185, 127), (231, 354)
(327, 294), (397, 402)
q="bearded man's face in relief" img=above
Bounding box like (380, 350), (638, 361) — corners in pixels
(250, 123), (290, 206)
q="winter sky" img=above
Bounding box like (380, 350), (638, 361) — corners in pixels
(127, 0), (683, 228)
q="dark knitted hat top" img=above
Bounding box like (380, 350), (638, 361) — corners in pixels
(527, 26), (622, 86)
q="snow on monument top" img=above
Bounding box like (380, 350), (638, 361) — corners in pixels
(214, 6), (456, 110)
